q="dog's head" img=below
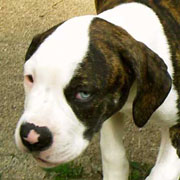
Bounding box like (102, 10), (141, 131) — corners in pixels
(15, 16), (171, 167)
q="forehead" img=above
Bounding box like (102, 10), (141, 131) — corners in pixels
(26, 15), (95, 87)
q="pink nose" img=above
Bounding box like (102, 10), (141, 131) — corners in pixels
(23, 129), (40, 144)
(20, 122), (53, 152)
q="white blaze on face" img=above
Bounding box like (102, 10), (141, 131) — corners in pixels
(32, 15), (96, 88)
(15, 15), (96, 167)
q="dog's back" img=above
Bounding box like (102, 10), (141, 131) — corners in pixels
(95, 0), (180, 19)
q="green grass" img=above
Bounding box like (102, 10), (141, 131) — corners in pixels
(44, 161), (152, 180)
(129, 161), (152, 180)
(44, 163), (83, 180)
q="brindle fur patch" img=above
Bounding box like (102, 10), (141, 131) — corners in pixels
(95, 0), (180, 114)
(92, 18), (171, 127)
(64, 29), (134, 139)
(170, 124), (180, 157)
(65, 17), (171, 139)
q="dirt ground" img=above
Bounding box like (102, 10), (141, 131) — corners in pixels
(0, 0), (161, 179)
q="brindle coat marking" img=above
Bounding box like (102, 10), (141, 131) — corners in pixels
(95, 0), (180, 100)
(96, 0), (180, 157)
(65, 18), (171, 139)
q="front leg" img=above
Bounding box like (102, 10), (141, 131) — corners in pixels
(100, 112), (129, 180)
(146, 126), (180, 180)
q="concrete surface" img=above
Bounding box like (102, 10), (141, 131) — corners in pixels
(0, 0), (160, 179)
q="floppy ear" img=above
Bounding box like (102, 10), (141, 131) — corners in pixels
(90, 18), (172, 127)
(120, 41), (172, 127)
(95, 0), (105, 13)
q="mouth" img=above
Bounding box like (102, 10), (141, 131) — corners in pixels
(33, 156), (62, 168)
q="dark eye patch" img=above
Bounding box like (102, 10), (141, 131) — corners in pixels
(75, 91), (93, 102)
(64, 83), (98, 105)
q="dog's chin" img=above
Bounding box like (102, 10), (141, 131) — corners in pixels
(32, 145), (88, 168)
(34, 156), (63, 168)
(33, 153), (82, 168)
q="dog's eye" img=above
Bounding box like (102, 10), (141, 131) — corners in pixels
(25, 75), (34, 84)
(75, 92), (92, 102)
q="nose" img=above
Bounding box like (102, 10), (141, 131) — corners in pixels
(20, 122), (53, 152)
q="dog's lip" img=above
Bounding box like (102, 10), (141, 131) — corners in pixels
(35, 157), (49, 163)
(33, 156), (61, 167)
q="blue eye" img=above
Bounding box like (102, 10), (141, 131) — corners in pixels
(76, 92), (92, 101)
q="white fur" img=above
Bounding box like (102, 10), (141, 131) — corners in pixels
(15, 16), (96, 167)
(146, 127), (180, 180)
(100, 113), (129, 180)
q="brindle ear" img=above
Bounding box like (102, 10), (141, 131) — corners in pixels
(119, 38), (172, 127)
(95, 0), (105, 13)
(90, 18), (172, 127)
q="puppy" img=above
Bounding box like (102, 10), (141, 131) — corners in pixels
(15, 0), (180, 179)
